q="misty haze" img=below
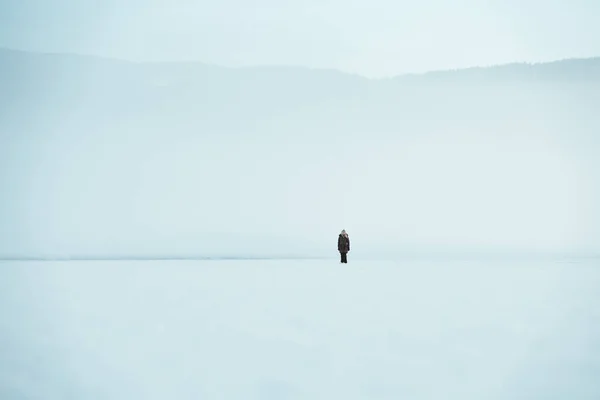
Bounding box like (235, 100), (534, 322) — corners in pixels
(2, 0), (600, 398)
(1, 48), (599, 258)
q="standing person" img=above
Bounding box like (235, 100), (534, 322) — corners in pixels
(338, 229), (350, 263)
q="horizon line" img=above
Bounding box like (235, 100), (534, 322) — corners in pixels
(1, 252), (599, 262)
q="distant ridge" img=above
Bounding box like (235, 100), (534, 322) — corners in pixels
(1, 46), (599, 80)
(1, 47), (599, 259)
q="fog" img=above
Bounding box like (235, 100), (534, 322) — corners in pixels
(2, 259), (600, 399)
(1, 48), (600, 258)
(2, 124), (597, 258)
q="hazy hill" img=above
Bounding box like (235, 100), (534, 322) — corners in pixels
(2, 47), (599, 138)
(1, 48), (599, 259)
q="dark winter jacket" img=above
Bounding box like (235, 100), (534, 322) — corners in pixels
(338, 234), (350, 253)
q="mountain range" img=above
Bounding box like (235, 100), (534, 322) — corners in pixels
(1, 47), (599, 258)
(2, 47), (599, 135)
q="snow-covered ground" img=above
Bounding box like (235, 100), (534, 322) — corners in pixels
(1, 258), (600, 399)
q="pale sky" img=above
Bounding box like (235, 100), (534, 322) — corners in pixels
(1, 0), (599, 77)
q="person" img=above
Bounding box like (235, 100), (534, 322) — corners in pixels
(338, 229), (350, 263)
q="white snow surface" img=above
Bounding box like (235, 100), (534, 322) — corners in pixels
(1, 258), (600, 399)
